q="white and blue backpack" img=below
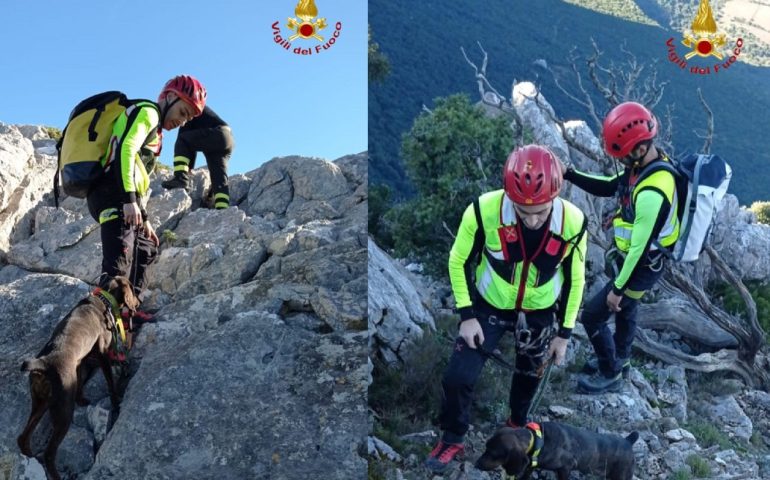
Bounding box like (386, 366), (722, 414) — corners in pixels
(651, 153), (732, 262)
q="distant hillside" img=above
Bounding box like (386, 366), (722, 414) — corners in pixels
(655, 0), (770, 65)
(572, 0), (770, 66)
(369, 0), (770, 204)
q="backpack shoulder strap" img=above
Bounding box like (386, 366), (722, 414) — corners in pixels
(636, 157), (678, 184)
(473, 198), (484, 259)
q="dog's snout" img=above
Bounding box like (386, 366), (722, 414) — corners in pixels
(474, 454), (497, 471)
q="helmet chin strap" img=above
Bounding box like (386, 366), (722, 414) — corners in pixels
(160, 96), (181, 126)
(622, 139), (653, 169)
(619, 156), (638, 168)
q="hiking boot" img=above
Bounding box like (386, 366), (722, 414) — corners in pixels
(161, 172), (191, 193)
(577, 371), (624, 394)
(425, 440), (465, 473)
(582, 356), (631, 377)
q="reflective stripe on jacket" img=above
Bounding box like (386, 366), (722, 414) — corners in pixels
(448, 190), (587, 330)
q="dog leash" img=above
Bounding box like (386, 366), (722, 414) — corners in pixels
(527, 357), (555, 420)
(477, 345), (518, 371)
(474, 342), (555, 420)
(474, 341), (556, 420)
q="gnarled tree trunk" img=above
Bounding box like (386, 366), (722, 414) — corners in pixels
(634, 246), (769, 389)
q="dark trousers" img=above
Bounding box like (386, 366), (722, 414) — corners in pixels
(87, 194), (158, 296)
(174, 126), (234, 200)
(439, 300), (555, 438)
(580, 255), (664, 376)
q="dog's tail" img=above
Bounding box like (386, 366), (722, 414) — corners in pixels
(20, 358), (46, 372)
(625, 431), (640, 444)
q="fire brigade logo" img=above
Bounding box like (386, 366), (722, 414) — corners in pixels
(287, 0), (327, 42)
(665, 0), (743, 75)
(682, 0), (726, 60)
(272, 0), (342, 56)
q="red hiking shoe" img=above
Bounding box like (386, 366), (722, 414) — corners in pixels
(425, 440), (464, 473)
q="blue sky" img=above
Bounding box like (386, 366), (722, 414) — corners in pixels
(0, 0), (367, 174)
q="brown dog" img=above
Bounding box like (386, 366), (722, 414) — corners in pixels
(17, 276), (139, 480)
(476, 422), (639, 480)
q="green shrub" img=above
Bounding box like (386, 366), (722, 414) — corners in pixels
(370, 312), (516, 447)
(751, 201), (770, 225)
(161, 229), (178, 246)
(369, 314), (455, 445)
(670, 469), (692, 480)
(369, 184), (394, 249)
(44, 126), (62, 141)
(686, 419), (731, 449)
(686, 454), (711, 478)
(711, 280), (770, 343)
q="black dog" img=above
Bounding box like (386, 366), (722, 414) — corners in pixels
(17, 276), (138, 480)
(476, 422), (639, 480)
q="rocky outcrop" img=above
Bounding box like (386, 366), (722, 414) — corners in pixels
(0, 123), (368, 479)
(368, 239), (435, 363)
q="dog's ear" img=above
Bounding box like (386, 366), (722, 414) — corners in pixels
(502, 448), (530, 477)
(99, 275), (119, 293)
(502, 430), (533, 477)
(112, 276), (140, 314)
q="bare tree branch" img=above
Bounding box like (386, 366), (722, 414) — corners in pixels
(460, 43), (525, 144)
(588, 39), (619, 106)
(697, 88), (715, 154)
(658, 103), (676, 156)
(442, 221), (456, 239)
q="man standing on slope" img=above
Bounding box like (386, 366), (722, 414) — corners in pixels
(425, 145), (588, 473)
(562, 101), (680, 394)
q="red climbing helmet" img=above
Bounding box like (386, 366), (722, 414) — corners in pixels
(158, 75), (207, 116)
(503, 145), (563, 205)
(602, 101), (657, 158)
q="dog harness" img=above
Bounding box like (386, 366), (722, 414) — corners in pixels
(524, 422), (544, 472)
(91, 288), (128, 362)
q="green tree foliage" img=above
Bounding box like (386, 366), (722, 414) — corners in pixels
(368, 26), (390, 83)
(369, 183), (394, 248)
(388, 94), (514, 275)
(750, 201), (770, 225)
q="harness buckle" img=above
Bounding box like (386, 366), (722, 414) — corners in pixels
(517, 328), (532, 347)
